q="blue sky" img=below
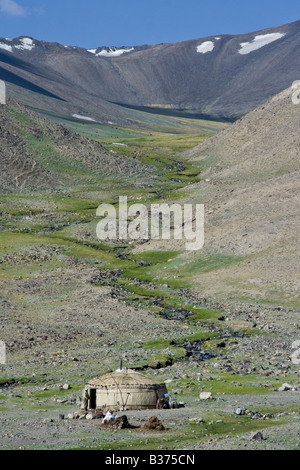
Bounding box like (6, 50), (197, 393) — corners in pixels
(0, 0), (299, 48)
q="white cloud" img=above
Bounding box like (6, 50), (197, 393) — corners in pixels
(0, 0), (27, 17)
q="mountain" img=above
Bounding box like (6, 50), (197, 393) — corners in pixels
(0, 21), (300, 127)
(135, 85), (300, 306)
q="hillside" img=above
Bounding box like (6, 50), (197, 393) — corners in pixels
(0, 100), (154, 193)
(135, 86), (300, 306)
(0, 21), (300, 127)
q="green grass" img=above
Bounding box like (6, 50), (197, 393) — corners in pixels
(178, 373), (282, 397)
(140, 329), (222, 369)
(142, 337), (187, 368)
(0, 376), (33, 387)
(188, 308), (224, 322)
(166, 254), (244, 276)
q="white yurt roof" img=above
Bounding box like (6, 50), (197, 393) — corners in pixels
(87, 369), (164, 388)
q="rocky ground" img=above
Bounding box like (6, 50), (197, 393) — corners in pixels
(1, 251), (299, 450)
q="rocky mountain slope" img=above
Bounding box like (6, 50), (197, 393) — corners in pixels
(0, 100), (154, 192)
(136, 85), (300, 306)
(0, 21), (300, 126)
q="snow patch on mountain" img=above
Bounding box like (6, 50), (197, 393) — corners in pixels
(14, 37), (35, 51)
(239, 32), (285, 55)
(0, 43), (13, 52)
(196, 41), (214, 54)
(96, 47), (134, 57)
(72, 114), (96, 122)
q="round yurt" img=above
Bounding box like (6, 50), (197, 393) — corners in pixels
(85, 369), (168, 411)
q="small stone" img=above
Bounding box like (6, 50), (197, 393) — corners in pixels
(236, 407), (246, 416)
(172, 389), (182, 395)
(42, 418), (53, 423)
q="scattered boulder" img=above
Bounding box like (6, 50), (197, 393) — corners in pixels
(114, 416), (130, 429)
(199, 392), (212, 400)
(74, 410), (87, 419)
(62, 383), (71, 390)
(278, 383), (293, 392)
(108, 415), (131, 429)
(189, 417), (205, 424)
(252, 432), (264, 441)
(42, 418), (54, 423)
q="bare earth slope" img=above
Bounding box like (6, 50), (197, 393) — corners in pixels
(187, 86), (300, 304)
(136, 86), (300, 306)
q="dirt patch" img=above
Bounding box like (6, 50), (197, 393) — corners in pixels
(142, 416), (166, 432)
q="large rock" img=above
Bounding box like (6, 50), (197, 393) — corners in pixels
(278, 383), (293, 392)
(103, 415), (131, 429)
(199, 392), (212, 400)
(252, 432), (264, 441)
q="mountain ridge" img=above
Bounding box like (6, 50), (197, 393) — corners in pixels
(1, 20), (300, 126)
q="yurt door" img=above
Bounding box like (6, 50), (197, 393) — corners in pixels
(90, 389), (96, 409)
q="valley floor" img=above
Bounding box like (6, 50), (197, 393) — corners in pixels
(1, 110), (299, 451)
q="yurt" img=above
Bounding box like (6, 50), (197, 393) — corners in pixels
(84, 368), (168, 411)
